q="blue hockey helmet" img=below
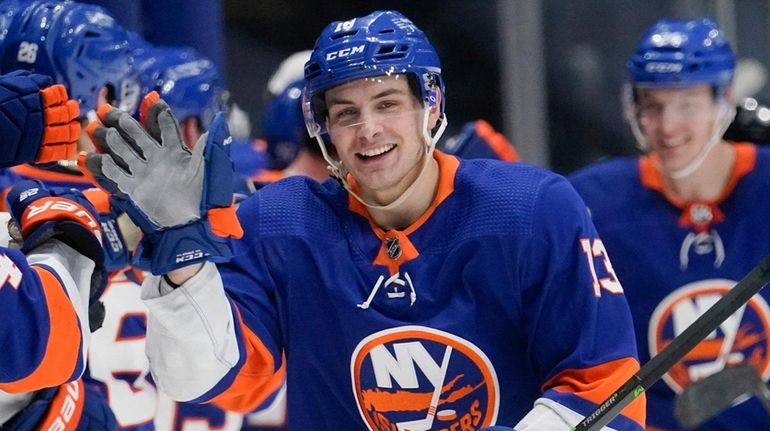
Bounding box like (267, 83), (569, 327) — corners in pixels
(303, 10), (445, 139)
(261, 78), (309, 169)
(627, 17), (735, 88)
(134, 44), (227, 130)
(0, 0), (24, 50)
(0, 0), (139, 116)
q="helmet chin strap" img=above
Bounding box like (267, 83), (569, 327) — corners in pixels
(626, 94), (736, 180)
(315, 107), (448, 212)
(663, 102), (735, 179)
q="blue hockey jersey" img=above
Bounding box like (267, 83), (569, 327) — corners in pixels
(145, 151), (646, 430)
(570, 143), (770, 430)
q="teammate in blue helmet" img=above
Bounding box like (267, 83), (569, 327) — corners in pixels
(571, 17), (770, 430)
(251, 49), (330, 185)
(0, 0), (139, 119)
(83, 10), (645, 430)
(134, 41), (228, 148)
(0, 0), (138, 159)
(262, 79), (309, 170)
(623, 17), (736, 178)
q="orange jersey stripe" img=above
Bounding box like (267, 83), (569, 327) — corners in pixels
(251, 169), (286, 184)
(473, 119), (520, 162)
(543, 357), (646, 428)
(0, 267), (83, 393)
(209, 308), (286, 413)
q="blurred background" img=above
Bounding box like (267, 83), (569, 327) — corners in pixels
(83, 0), (770, 174)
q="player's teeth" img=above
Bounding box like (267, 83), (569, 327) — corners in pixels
(361, 144), (395, 157)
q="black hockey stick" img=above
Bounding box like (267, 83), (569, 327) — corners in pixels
(571, 253), (770, 431)
(675, 364), (770, 428)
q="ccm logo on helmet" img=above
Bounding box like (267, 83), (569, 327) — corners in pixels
(326, 45), (365, 61)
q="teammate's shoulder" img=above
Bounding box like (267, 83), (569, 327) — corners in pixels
(569, 156), (639, 184)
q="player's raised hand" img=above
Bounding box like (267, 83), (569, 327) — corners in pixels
(0, 70), (80, 168)
(79, 92), (243, 275)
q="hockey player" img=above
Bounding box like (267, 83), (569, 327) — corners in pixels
(254, 78), (329, 184)
(0, 70), (116, 428)
(0, 0), (139, 201)
(570, 18), (770, 430)
(438, 119), (520, 162)
(83, 10), (645, 430)
(133, 42), (229, 149)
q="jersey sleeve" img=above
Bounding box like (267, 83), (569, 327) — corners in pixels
(0, 241), (92, 393)
(515, 174), (645, 431)
(142, 196), (284, 413)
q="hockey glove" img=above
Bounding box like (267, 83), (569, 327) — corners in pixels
(0, 70), (80, 168)
(6, 180), (107, 330)
(80, 94), (243, 275)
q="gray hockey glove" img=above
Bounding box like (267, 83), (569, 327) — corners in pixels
(78, 92), (243, 275)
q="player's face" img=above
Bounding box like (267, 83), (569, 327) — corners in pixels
(635, 86), (718, 172)
(324, 75), (434, 203)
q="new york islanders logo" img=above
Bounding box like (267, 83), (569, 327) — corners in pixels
(649, 279), (770, 393)
(351, 326), (499, 431)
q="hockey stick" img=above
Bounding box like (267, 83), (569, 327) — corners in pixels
(675, 363), (770, 428)
(571, 253), (770, 431)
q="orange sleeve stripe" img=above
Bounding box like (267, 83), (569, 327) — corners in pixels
(543, 357), (646, 428)
(209, 310), (285, 413)
(473, 119), (520, 162)
(0, 267), (82, 393)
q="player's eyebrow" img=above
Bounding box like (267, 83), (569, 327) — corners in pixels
(326, 87), (407, 108)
